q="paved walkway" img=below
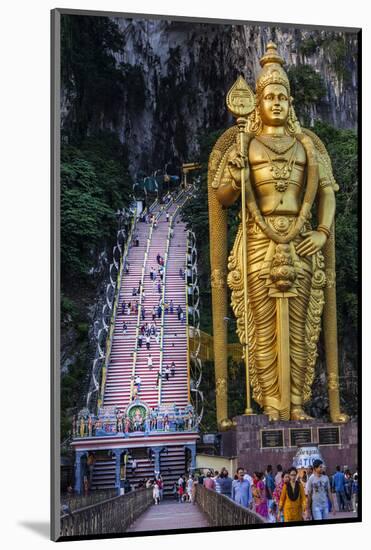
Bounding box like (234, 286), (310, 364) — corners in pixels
(127, 503), (357, 533)
(127, 501), (211, 532)
(328, 510), (358, 520)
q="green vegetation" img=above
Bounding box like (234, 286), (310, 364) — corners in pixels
(299, 37), (318, 57)
(299, 34), (353, 84)
(287, 65), (327, 125)
(312, 121), (358, 339)
(60, 15), (135, 441)
(61, 134), (132, 283)
(60, 132), (133, 441)
(181, 130), (240, 340)
(60, 340), (89, 442)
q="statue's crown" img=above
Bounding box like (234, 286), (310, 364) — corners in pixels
(256, 42), (290, 97)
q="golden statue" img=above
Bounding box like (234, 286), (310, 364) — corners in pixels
(208, 42), (349, 428)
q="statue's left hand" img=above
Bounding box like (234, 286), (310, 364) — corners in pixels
(296, 231), (327, 256)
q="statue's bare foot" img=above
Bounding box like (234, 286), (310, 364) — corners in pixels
(331, 412), (349, 423)
(264, 407), (280, 421)
(291, 407), (313, 421)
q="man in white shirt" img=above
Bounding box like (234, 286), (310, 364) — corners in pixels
(275, 464), (283, 487)
(135, 375), (141, 393)
(306, 459), (336, 521)
(244, 471), (253, 485)
(147, 355), (153, 370)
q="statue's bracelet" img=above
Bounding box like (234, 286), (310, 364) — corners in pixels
(317, 224), (331, 238)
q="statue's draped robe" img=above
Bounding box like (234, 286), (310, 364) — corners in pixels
(228, 214), (325, 419)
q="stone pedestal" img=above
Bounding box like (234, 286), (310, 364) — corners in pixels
(220, 414), (357, 473)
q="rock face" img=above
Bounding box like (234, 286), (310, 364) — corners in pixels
(61, 18), (358, 178)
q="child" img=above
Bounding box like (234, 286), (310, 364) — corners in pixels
(268, 501), (277, 523)
(153, 481), (160, 505)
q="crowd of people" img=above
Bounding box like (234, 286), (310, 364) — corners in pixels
(119, 474), (166, 504)
(132, 359), (177, 398)
(66, 456), (358, 525)
(114, 460), (359, 520)
(129, 474), (197, 505)
(120, 274), (186, 336)
(173, 475), (196, 503)
(195, 461), (358, 522)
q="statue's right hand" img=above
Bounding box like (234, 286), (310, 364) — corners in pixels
(227, 152), (249, 185)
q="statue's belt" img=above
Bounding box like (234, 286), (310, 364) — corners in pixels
(243, 216), (313, 297)
(247, 214), (311, 236)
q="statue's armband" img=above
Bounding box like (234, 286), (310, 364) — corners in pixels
(318, 160), (333, 191)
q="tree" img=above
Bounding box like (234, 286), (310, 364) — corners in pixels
(287, 65), (326, 124)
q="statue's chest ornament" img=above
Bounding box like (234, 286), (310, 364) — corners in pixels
(255, 136), (298, 193)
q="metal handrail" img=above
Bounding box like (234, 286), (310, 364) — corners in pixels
(195, 484), (264, 526)
(157, 218), (172, 403)
(98, 207), (137, 408)
(60, 487), (153, 536)
(61, 489), (117, 512)
(130, 221), (154, 400)
(185, 232), (191, 402)
(152, 192), (182, 403)
(184, 190), (204, 425)
(157, 190), (189, 402)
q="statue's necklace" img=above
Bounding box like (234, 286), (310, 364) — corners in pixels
(258, 138), (298, 193)
(255, 135), (296, 155)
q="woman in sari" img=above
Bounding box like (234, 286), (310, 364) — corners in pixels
(273, 471), (290, 522)
(273, 471), (289, 504)
(252, 472), (268, 518)
(278, 467), (306, 522)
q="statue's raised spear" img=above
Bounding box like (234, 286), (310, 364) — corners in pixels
(226, 76), (256, 415)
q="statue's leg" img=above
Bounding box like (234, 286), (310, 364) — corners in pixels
(247, 237), (280, 419)
(289, 257), (313, 420)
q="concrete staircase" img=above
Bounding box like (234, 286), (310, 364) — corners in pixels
(91, 190), (191, 494)
(91, 447), (187, 495)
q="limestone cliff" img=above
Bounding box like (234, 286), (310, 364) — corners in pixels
(61, 18), (359, 178)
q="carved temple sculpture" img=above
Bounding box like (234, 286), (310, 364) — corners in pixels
(208, 42), (349, 430)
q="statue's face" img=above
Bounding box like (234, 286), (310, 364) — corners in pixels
(259, 84), (289, 126)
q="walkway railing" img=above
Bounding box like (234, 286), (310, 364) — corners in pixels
(182, 187), (204, 426)
(185, 232), (191, 402)
(60, 487), (153, 537)
(157, 217), (172, 403)
(157, 190), (188, 402)
(195, 484), (264, 526)
(98, 207), (137, 408)
(130, 219), (155, 399)
(61, 489), (117, 512)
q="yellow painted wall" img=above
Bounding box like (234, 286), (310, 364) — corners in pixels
(195, 454), (238, 475)
(189, 329), (242, 362)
